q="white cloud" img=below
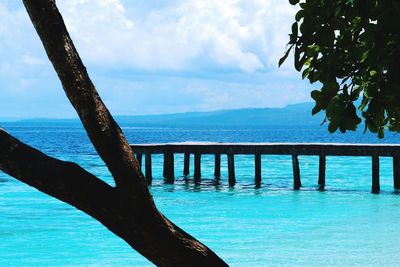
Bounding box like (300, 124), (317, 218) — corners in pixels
(57, 0), (297, 72)
(179, 77), (309, 111)
(90, 71), (312, 116)
(0, 0), (298, 74)
(0, 3), (51, 79)
(0, 1), (310, 118)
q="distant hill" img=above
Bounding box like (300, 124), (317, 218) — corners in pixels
(3, 102), (325, 128)
(114, 102), (324, 127)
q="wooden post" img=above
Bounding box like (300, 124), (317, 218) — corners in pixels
(372, 155), (380, 193)
(163, 153), (166, 177)
(255, 154), (261, 187)
(145, 153), (152, 185)
(393, 155), (400, 190)
(318, 155), (326, 191)
(183, 152), (190, 176)
(136, 154), (142, 170)
(292, 155), (301, 190)
(163, 152), (174, 184)
(163, 153), (167, 180)
(227, 154), (236, 187)
(214, 154), (221, 179)
(194, 153), (201, 184)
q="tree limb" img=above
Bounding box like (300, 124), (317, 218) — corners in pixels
(0, 128), (117, 225)
(3, 0), (230, 265)
(0, 128), (228, 266)
(22, 0), (143, 192)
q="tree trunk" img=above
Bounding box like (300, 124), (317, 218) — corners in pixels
(0, 0), (228, 266)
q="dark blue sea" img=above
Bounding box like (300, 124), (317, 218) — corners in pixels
(1, 123), (400, 266)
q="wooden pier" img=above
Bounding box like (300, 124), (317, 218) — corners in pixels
(130, 142), (400, 193)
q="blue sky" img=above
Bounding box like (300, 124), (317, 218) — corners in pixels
(0, 0), (314, 118)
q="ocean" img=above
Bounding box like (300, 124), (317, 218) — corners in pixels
(1, 123), (400, 266)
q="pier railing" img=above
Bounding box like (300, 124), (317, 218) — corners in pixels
(130, 142), (400, 193)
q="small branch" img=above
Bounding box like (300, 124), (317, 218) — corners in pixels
(320, 116), (328, 126)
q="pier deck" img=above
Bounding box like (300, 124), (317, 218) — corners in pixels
(130, 142), (400, 193)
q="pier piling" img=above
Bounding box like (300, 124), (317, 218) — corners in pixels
(228, 154), (236, 187)
(393, 155), (400, 190)
(183, 152), (190, 176)
(255, 154), (261, 187)
(194, 153), (201, 183)
(372, 155), (380, 193)
(164, 152), (175, 184)
(130, 142), (400, 193)
(292, 155), (301, 190)
(145, 153), (152, 185)
(214, 154), (221, 179)
(318, 155), (326, 191)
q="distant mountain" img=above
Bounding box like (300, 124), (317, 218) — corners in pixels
(114, 102), (324, 127)
(3, 102), (325, 128)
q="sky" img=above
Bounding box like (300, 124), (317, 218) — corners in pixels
(0, 0), (315, 118)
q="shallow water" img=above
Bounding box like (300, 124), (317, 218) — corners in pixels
(1, 124), (400, 266)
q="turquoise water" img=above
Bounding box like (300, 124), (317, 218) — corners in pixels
(1, 124), (400, 266)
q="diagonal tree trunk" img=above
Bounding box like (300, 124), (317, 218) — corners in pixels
(0, 129), (226, 266)
(0, 0), (228, 266)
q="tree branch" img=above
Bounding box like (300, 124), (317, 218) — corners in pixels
(22, 0), (143, 191)
(12, 0), (229, 265)
(0, 128), (116, 223)
(0, 128), (228, 266)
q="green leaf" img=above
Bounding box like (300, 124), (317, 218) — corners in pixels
(294, 47), (306, 71)
(278, 46), (292, 67)
(302, 67), (310, 79)
(359, 97), (369, 111)
(366, 118), (379, 133)
(378, 129), (384, 138)
(294, 46), (300, 70)
(311, 90), (320, 100)
(328, 121), (339, 133)
(319, 26), (335, 46)
(308, 71), (320, 83)
(323, 82), (340, 95)
(312, 105), (322, 115)
(295, 10), (304, 21)
(306, 45), (320, 56)
(291, 22), (298, 39)
(282, 0), (399, 137)
(360, 51), (369, 63)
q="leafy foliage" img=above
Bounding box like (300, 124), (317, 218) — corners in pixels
(280, 0), (400, 138)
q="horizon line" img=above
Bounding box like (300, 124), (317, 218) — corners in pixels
(0, 102), (314, 121)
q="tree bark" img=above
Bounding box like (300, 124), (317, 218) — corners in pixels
(0, 0), (228, 266)
(0, 130), (226, 266)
